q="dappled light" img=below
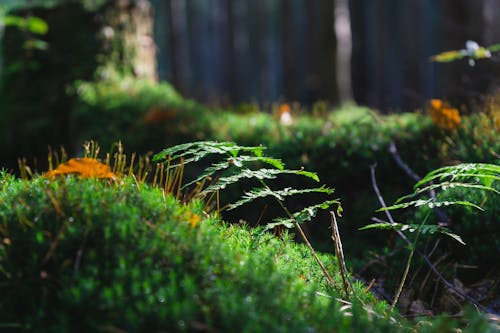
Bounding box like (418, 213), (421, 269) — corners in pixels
(0, 1), (499, 331)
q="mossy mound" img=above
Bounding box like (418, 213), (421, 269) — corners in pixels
(0, 175), (387, 332)
(0, 175), (495, 332)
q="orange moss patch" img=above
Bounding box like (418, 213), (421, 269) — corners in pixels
(184, 211), (201, 228)
(44, 158), (116, 180)
(428, 99), (461, 130)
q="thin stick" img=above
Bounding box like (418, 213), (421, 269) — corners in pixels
(364, 278), (376, 293)
(388, 141), (420, 182)
(370, 165), (491, 313)
(330, 211), (351, 299)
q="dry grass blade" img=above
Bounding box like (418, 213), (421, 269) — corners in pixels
(331, 211), (352, 299)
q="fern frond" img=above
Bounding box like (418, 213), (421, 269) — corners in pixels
(359, 222), (465, 245)
(153, 141), (265, 164)
(201, 168), (319, 194)
(265, 199), (342, 230)
(380, 198), (483, 212)
(229, 186), (334, 210)
(385, 163), (499, 211)
(397, 182), (499, 204)
(182, 155), (284, 189)
(414, 163), (500, 189)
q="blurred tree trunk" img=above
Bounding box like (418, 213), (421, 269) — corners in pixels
(1, 0), (157, 171)
(308, 0), (338, 103)
(334, 0), (352, 103)
(100, 0), (157, 81)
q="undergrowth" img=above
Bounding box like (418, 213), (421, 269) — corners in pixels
(0, 174), (496, 332)
(0, 175), (397, 332)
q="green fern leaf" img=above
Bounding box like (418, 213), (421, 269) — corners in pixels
(229, 186), (334, 210)
(360, 222), (465, 245)
(264, 199), (341, 230)
(182, 156), (284, 189)
(202, 168), (318, 193)
(380, 199), (483, 212)
(397, 182), (500, 204)
(415, 163), (500, 189)
(153, 141), (265, 164)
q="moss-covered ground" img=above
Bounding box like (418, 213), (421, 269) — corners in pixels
(0, 175), (497, 332)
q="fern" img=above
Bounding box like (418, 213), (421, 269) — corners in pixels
(360, 222), (465, 245)
(152, 141), (336, 221)
(201, 168), (319, 194)
(153, 141), (265, 167)
(385, 163), (499, 212)
(153, 141), (342, 290)
(182, 155), (285, 189)
(266, 199), (342, 231)
(369, 163), (499, 244)
(229, 186), (335, 211)
(380, 198), (483, 212)
(396, 182), (499, 204)
(414, 163), (500, 189)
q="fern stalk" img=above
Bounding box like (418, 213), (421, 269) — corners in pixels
(259, 179), (337, 289)
(391, 212), (430, 309)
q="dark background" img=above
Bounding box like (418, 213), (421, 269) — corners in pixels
(1, 0), (500, 110)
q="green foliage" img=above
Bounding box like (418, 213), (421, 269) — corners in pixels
(2, 15), (48, 35)
(153, 141), (341, 232)
(386, 163), (499, 212)
(414, 163), (500, 189)
(413, 183), (500, 267)
(430, 40), (500, 66)
(0, 175), (402, 332)
(369, 163), (499, 244)
(73, 76), (209, 153)
(0, 173), (496, 331)
(0, 8), (49, 81)
(68, 77), (499, 260)
(359, 222), (465, 245)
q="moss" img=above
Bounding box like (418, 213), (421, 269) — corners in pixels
(0, 173), (496, 331)
(69, 77), (500, 260)
(0, 176), (386, 331)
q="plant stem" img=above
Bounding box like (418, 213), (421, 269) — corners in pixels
(330, 211), (351, 299)
(259, 180), (337, 289)
(391, 212), (429, 309)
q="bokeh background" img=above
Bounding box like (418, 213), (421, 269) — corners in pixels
(2, 0), (500, 109)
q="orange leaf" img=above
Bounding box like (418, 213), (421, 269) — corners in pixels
(44, 158), (116, 180)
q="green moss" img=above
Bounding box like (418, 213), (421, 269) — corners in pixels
(0, 175), (495, 331)
(69, 77), (500, 261)
(0, 176), (383, 331)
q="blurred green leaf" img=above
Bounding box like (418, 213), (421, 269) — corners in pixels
(26, 16), (48, 34)
(23, 39), (48, 50)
